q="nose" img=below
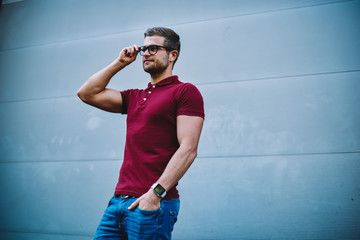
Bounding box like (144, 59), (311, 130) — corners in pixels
(143, 48), (151, 56)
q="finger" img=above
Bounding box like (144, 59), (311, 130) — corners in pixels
(126, 47), (133, 57)
(128, 198), (140, 210)
(127, 46), (138, 57)
(132, 44), (138, 51)
(132, 45), (140, 56)
(123, 48), (131, 57)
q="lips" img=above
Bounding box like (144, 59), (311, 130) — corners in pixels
(143, 59), (153, 65)
(143, 57), (153, 63)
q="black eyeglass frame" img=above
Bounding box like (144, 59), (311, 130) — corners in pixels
(139, 45), (175, 56)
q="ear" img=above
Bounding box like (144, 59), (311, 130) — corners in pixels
(169, 50), (178, 63)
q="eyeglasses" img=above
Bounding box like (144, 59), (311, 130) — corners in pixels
(139, 45), (175, 56)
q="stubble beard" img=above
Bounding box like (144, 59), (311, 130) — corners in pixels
(143, 56), (170, 77)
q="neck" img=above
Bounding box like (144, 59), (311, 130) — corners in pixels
(150, 68), (173, 85)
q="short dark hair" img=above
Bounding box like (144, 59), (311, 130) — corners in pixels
(144, 27), (181, 65)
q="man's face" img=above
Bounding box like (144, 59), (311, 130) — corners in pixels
(142, 36), (170, 75)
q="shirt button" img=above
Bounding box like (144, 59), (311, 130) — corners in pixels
(152, 85), (155, 88)
(148, 91), (151, 94)
(143, 98), (147, 101)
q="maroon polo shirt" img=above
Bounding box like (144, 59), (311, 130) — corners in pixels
(114, 75), (205, 199)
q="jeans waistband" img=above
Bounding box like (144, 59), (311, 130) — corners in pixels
(115, 194), (135, 199)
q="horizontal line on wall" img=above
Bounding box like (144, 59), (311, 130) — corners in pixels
(0, 94), (76, 104)
(168, 0), (353, 28)
(1, 0), (25, 5)
(1, 151), (359, 164)
(0, 0), (352, 52)
(0, 69), (359, 104)
(197, 150), (360, 159)
(0, 158), (123, 164)
(0, 230), (93, 239)
(195, 69), (360, 86)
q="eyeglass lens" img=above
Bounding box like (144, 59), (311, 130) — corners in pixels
(140, 45), (158, 56)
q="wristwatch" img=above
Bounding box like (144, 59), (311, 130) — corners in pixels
(151, 183), (167, 198)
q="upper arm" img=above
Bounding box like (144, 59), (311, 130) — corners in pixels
(176, 115), (204, 150)
(176, 84), (205, 149)
(78, 88), (124, 113)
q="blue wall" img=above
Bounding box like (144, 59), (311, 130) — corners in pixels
(0, 0), (359, 239)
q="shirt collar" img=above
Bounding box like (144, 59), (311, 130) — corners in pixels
(146, 75), (179, 89)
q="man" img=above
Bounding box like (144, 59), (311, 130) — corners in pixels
(77, 27), (204, 239)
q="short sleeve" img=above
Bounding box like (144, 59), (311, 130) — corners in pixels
(120, 89), (131, 114)
(176, 83), (205, 118)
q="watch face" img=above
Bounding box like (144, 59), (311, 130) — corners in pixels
(154, 184), (165, 195)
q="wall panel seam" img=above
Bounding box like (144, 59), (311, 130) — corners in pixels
(0, 230), (93, 238)
(1, 151), (359, 164)
(195, 69), (360, 86)
(0, 158), (123, 164)
(0, 69), (359, 104)
(197, 150), (360, 159)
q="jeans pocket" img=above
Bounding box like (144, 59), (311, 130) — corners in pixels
(136, 206), (161, 215)
(126, 207), (161, 237)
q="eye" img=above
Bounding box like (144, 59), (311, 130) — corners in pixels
(148, 45), (158, 52)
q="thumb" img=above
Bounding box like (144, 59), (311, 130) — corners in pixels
(128, 198), (140, 210)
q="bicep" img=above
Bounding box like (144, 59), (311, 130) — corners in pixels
(82, 88), (124, 113)
(176, 115), (204, 147)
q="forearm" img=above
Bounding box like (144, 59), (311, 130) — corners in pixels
(157, 143), (198, 192)
(77, 59), (126, 100)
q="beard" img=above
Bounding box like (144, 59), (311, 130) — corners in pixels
(143, 56), (170, 76)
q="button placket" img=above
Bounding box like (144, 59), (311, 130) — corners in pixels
(140, 83), (157, 108)
(140, 85), (154, 106)
(147, 85), (155, 99)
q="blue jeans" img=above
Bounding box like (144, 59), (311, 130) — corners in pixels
(94, 195), (180, 239)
